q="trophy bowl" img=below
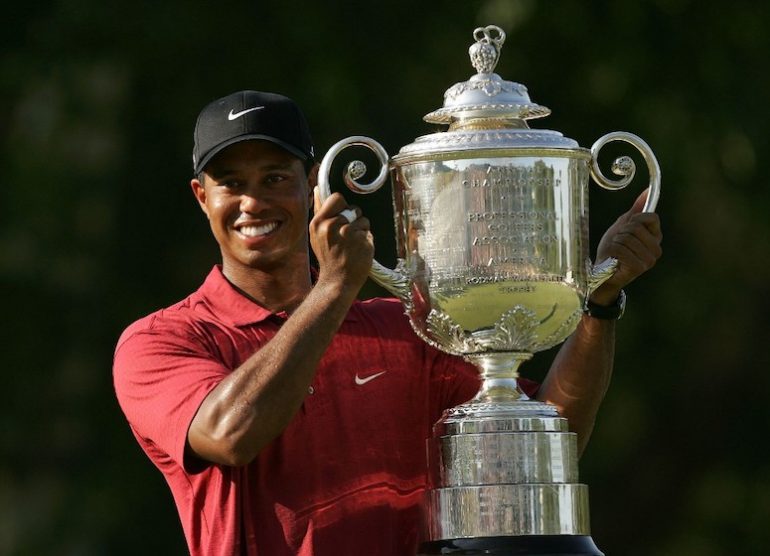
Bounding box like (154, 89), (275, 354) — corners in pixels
(318, 25), (660, 556)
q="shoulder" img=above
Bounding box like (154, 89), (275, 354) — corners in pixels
(114, 289), (214, 356)
(115, 266), (244, 352)
(112, 288), (235, 402)
(116, 299), (188, 345)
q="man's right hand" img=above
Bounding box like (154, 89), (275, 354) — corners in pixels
(310, 187), (374, 296)
(187, 189), (375, 467)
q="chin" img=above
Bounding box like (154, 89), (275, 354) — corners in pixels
(243, 252), (292, 272)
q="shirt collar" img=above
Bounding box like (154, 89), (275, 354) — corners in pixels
(198, 266), (359, 327)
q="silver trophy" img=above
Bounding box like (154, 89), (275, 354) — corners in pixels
(318, 25), (660, 555)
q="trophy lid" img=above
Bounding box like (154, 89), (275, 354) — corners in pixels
(424, 26), (551, 125)
(395, 25), (580, 160)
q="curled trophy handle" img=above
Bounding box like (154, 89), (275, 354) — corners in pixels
(317, 136), (411, 302)
(590, 131), (661, 213)
(587, 132), (661, 293)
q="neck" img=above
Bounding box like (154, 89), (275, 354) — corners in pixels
(222, 256), (313, 314)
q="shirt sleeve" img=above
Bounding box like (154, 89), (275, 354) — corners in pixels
(113, 322), (229, 472)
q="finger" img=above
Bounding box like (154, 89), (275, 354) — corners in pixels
(601, 212), (660, 253)
(340, 216), (371, 237)
(607, 195), (646, 231)
(601, 242), (653, 288)
(334, 205), (363, 228)
(628, 212), (662, 237)
(314, 192), (349, 220)
(313, 186), (324, 216)
(612, 219), (663, 257)
(338, 208), (359, 224)
(610, 232), (661, 267)
(629, 188), (650, 215)
(620, 217), (662, 245)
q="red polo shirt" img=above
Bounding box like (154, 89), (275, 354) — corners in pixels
(115, 266), (503, 555)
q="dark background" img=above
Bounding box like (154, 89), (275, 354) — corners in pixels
(3, 0), (769, 554)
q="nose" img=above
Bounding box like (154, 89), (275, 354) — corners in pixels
(238, 186), (266, 214)
(239, 194), (258, 213)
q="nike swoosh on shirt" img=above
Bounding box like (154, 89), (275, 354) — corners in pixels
(227, 106), (265, 120)
(354, 371), (387, 386)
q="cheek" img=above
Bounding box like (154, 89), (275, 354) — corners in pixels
(207, 196), (235, 223)
(293, 186), (312, 213)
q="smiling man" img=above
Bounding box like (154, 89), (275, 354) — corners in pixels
(113, 90), (662, 556)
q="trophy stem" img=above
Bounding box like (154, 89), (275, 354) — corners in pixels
(465, 352), (533, 403)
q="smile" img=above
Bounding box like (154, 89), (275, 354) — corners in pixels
(237, 222), (279, 237)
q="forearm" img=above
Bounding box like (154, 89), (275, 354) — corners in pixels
(536, 315), (615, 455)
(187, 280), (357, 466)
(535, 192), (661, 456)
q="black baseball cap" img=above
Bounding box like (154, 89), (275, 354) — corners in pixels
(192, 90), (315, 175)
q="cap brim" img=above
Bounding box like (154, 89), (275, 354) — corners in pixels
(194, 134), (309, 175)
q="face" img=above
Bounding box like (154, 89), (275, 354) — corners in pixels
(191, 140), (317, 278)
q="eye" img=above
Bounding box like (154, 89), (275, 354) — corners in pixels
(265, 173), (289, 184)
(221, 179), (243, 189)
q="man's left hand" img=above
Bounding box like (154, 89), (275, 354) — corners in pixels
(591, 189), (663, 306)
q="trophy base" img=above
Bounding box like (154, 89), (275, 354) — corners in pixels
(418, 535), (604, 555)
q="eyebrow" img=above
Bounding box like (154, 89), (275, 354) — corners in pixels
(208, 161), (295, 180)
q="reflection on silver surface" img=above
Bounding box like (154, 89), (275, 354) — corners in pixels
(317, 23), (660, 547)
(428, 401), (585, 538)
(428, 484), (591, 538)
(434, 431), (579, 486)
(394, 155), (589, 357)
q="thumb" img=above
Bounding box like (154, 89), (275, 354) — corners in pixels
(629, 188), (649, 215)
(313, 186), (322, 215)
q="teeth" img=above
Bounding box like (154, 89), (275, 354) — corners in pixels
(239, 222), (278, 237)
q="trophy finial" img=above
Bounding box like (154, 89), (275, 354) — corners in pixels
(424, 24), (550, 126)
(469, 25), (506, 75)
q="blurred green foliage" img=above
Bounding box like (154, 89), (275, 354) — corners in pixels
(2, 0), (769, 554)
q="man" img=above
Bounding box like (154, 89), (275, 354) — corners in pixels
(113, 90), (662, 556)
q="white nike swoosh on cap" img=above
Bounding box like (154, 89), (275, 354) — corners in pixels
(354, 371), (387, 386)
(228, 106), (265, 120)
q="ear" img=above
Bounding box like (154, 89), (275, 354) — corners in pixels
(306, 162), (320, 205)
(190, 177), (210, 218)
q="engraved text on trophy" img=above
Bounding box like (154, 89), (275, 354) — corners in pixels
(395, 156), (589, 353)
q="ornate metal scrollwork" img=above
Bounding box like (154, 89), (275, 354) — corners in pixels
(590, 131), (661, 213)
(469, 25), (506, 75)
(420, 304), (567, 355)
(478, 306), (540, 351)
(424, 309), (482, 354)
